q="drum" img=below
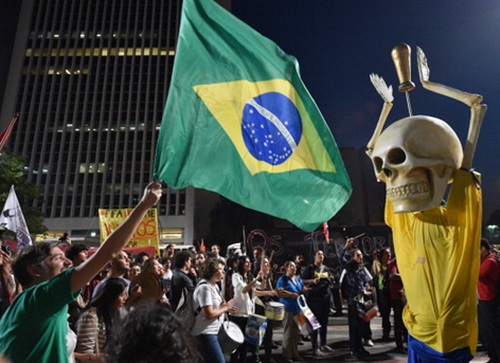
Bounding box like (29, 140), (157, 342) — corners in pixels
(218, 320), (244, 354)
(245, 314), (267, 345)
(130, 272), (162, 304)
(265, 301), (285, 321)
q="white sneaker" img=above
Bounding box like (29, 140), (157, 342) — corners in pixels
(313, 349), (327, 357)
(320, 345), (334, 353)
(364, 339), (374, 347)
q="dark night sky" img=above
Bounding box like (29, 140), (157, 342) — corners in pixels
(1, 1), (499, 224)
(232, 0), (500, 222)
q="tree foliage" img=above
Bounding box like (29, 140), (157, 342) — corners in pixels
(0, 149), (46, 237)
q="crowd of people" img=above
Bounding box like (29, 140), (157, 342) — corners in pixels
(0, 206), (499, 363)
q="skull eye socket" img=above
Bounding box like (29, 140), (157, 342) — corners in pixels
(387, 148), (406, 165)
(373, 157), (383, 173)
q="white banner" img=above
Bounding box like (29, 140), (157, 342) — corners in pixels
(0, 185), (32, 248)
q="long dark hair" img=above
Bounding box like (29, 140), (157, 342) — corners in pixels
(105, 304), (198, 363)
(236, 255), (252, 280)
(87, 277), (127, 336)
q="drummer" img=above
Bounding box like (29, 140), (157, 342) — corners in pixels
(301, 250), (335, 356)
(254, 256), (282, 363)
(192, 258), (236, 363)
(139, 258), (170, 306)
(276, 261), (307, 362)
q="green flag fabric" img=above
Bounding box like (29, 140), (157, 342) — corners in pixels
(153, 0), (352, 232)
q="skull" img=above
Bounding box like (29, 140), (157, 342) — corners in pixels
(371, 115), (463, 213)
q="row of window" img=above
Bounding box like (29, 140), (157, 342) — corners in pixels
(46, 191), (186, 218)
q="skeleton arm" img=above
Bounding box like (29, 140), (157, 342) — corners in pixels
(366, 74), (394, 156)
(417, 47), (487, 169)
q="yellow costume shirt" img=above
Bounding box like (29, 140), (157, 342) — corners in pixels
(385, 169), (481, 354)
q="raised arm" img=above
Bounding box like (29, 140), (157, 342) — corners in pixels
(71, 182), (162, 293)
(417, 46), (487, 169)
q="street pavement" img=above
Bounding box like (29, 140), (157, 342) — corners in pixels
(232, 313), (490, 363)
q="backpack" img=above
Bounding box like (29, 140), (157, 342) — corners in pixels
(174, 280), (207, 331)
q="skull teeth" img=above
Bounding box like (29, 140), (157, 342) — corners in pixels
(387, 181), (430, 199)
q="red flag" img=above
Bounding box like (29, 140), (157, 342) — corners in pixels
(0, 113), (19, 156)
(322, 222), (330, 243)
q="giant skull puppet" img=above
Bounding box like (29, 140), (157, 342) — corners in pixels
(366, 44), (488, 360)
(366, 45), (487, 213)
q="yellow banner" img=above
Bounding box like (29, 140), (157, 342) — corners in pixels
(98, 208), (160, 249)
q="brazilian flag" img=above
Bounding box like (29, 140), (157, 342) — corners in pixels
(154, 0), (352, 232)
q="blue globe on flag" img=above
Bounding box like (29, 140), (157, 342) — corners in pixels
(241, 92), (302, 166)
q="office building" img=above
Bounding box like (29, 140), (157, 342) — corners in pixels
(0, 0), (228, 245)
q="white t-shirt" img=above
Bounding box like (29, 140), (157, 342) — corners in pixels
(192, 281), (223, 335)
(230, 273), (255, 318)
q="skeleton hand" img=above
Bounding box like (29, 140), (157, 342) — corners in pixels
(367, 74), (394, 153)
(417, 47), (430, 83)
(417, 47), (483, 107)
(417, 46), (487, 169)
(370, 74), (394, 103)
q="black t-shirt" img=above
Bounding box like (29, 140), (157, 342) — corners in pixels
(302, 263), (332, 299)
(171, 269), (196, 311)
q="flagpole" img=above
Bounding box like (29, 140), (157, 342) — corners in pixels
(0, 113), (20, 156)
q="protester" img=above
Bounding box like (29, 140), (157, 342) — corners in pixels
(294, 254), (306, 277)
(211, 244), (226, 264)
(252, 246), (264, 275)
(254, 256), (280, 363)
(229, 255), (263, 363)
(171, 251), (197, 311)
(389, 257), (407, 353)
(225, 254), (238, 301)
(193, 258), (236, 363)
(162, 244), (175, 259)
(65, 243), (90, 332)
(74, 278), (128, 362)
(301, 250), (334, 356)
(372, 248), (392, 342)
(276, 261), (306, 363)
(141, 258), (170, 306)
(478, 238), (500, 363)
(126, 262), (141, 281)
(91, 250), (131, 299)
(194, 252), (207, 273)
(340, 248), (373, 360)
(105, 304), (198, 363)
(0, 182), (162, 363)
(0, 247), (14, 318)
(133, 251), (149, 266)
